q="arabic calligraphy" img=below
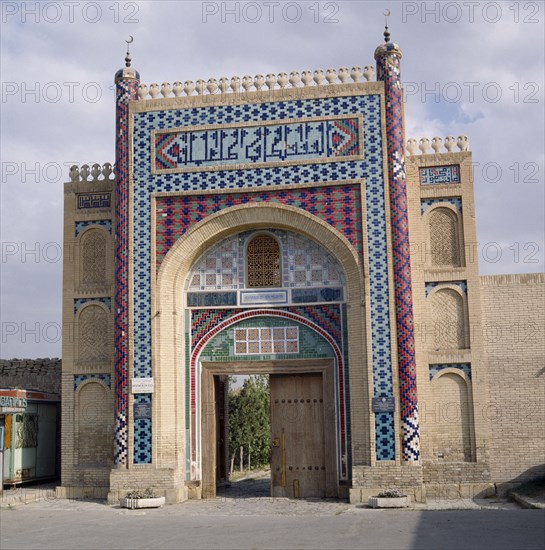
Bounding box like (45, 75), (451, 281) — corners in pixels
(153, 116), (362, 173)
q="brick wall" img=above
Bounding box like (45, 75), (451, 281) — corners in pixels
(480, 273), (545, 486)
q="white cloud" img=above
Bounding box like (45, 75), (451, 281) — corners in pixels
(1, 0), (543, 357)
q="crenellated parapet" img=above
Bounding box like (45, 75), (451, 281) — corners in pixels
(406, 136), (469, 155)
(68, 163), (115, 183)
(137, 66), (376, 100)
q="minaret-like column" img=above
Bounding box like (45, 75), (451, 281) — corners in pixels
(113, 46), (139, 466)
(375, 28), (419, 461)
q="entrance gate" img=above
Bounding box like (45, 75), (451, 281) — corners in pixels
(270, 373), (325, 498)
(200, 359), (338, 499)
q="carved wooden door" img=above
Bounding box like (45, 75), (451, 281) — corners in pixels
(270, 373), (326, 498)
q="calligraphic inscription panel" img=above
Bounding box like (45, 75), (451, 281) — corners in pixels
(153, 116), (362, 173)
(419, 165), (460, 185)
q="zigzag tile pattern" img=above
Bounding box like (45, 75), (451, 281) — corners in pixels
(377, 51), (419, 461)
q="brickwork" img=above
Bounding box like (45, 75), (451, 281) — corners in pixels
(480, 274), (545, 488)
(58, 35), (545, 503)
(61, 174), (116, 493)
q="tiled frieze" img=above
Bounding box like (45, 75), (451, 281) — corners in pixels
(153, 116), (362, 173)
(420, 165), (460, 185)
(77, 192), (112, 209)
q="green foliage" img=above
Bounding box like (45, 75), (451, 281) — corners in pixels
(228, 375), (270, 469)
(125, 487), (156, 499)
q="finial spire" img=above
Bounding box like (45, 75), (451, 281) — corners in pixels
(125, 35), (134, 68)
(383, 9), (391, 43)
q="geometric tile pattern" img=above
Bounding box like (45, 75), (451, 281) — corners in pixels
(154, 116), (361, 171)
(75, 220), (112, 237)
(73, 373), (111, 391)
(201, 318), (332, 361)
(156, 185), (363, 269)
(377, 45), (419, 461)
(429, 363), (471, 381)
(189, 303), (348, 476)
(185, 229), (346, 291)
(420, 165), (460, 185)
(425, 280), (467, 297)
(133, 393), (152, 464)
(189, 307), (346, 477)
(420, 197), (462, 215)
(130, 93), (395, 467)
(114, 71), (140, 466)
(74, 297), (111, 314)
(132, 94), (383, 385)
(77, 193), (112, 209)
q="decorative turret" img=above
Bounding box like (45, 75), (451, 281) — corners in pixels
(375, 16), (420, 462)
(114, 37), (140, 467)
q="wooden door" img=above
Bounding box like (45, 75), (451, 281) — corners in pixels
(270, 373), (326, 498)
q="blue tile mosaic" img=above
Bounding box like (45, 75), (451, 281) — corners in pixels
(75, 220), (112, 237)
(155, 117), (361, 171)
(130, 93), (395, 461)
(74, 297), (112, 314)
(74, 373), (111, 391)
(420, 165), (460, 185)
(133, 393), (152, 464)
(425, 281), (467, 297)
(429, 363), (471, 381)
(420, 197), (462, 215)
(77, 193), (111, 209)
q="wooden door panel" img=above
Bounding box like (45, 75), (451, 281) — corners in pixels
(270, 373), (325, 498)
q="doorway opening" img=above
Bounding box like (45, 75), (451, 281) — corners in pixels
(200, 359), (338, 500)
(218, 374), (271, 499)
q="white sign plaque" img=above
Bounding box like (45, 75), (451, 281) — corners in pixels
(131, 377), (154, 394)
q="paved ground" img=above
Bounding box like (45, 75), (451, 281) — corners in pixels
(1, 478), (544, 550)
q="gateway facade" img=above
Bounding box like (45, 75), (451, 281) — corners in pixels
(59, 31), (545, 503)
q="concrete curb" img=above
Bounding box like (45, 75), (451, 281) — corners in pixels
(510, 492), (545, 510)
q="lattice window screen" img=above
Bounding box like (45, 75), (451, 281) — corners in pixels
(234, 327), (299, 355)
(247, 235), (281, 288)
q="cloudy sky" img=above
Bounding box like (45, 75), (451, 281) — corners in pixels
(1, 0), (543, 358)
